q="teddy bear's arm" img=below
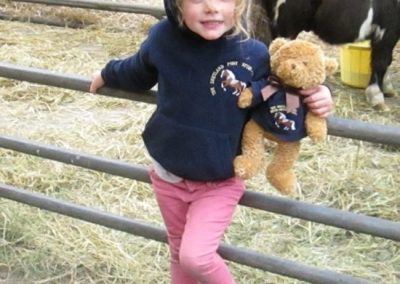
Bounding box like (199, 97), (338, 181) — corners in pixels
(238, 76), (270, 108)
(238, 88), (254, 108)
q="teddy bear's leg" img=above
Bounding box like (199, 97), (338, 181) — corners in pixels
(305, 113), (327, 142)
(266, 137), (301, 195)
(234, 119), (265, 179)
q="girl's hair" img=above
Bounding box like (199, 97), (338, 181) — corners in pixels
(176, 0), (250, 39)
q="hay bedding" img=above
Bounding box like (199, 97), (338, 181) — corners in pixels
(0, 1), (399, 283)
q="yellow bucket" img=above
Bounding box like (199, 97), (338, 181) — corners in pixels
(340, 41), (371, 88)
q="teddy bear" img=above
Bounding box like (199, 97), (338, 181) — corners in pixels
(234, 38), (338, 195)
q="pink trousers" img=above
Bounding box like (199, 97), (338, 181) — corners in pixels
(149, 169), (245, 284)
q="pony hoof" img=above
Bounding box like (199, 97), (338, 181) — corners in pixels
(373, 103), (390, 112)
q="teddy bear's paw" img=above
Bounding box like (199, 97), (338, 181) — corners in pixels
(234, 155), (259, 179)
(267, 169), (297, 195)
(238, 89), (253, 108)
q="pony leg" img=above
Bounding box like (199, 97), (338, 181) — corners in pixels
(365, 83), (387, 111)
(367, 35), (398, 111)
(233, 119), (265, 179)
(266, 137), (301, 195)
(382, 72), (398, 98)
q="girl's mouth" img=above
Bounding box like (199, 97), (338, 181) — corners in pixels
(201, 20), (223, 29)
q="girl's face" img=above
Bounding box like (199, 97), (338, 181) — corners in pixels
(181, 0), (236, 40)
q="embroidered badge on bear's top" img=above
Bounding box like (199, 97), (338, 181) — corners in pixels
(273, 111), (296, 131)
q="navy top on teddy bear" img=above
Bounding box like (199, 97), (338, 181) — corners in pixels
(251, 76), (308, 142)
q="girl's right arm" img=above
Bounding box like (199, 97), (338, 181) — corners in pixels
(89, 32), (158, 94)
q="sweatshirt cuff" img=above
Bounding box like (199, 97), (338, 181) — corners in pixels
(100, 69), (107, 83)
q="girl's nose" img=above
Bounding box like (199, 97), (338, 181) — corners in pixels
(205, 0), (218, 13)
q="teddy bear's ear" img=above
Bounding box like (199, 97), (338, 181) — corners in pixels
(324, 57), (339, 75)
(269, 37), (289, 56)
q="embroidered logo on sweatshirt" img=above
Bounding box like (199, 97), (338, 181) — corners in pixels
(220, 69), (246, 96)
(209, 61), (253, 96)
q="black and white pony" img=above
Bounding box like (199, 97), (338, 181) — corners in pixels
(246, 0), (400, 111)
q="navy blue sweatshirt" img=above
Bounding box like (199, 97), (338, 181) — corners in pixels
(101, 1), (269, 181)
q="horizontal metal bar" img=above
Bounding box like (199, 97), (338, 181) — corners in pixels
(0, 182), (166, 240)
(0, 183), (371, 284)
(0, 62), (157, 104)
(0, 134), (398, 241)
(0, 135), (150, 183)
(0, 62), (399, 145)
(327, 116), (400, 146)
(240, 191), (400, 241)
(0, 11), (86, 28)
(11, 0), (165, 19)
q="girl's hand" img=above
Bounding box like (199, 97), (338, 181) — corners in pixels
(300, 85), (333, 118)
(89, 71), (105, 93)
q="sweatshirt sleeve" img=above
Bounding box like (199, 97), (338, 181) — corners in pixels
(101, 35), (158, 92)
(246, 43), (271, 107)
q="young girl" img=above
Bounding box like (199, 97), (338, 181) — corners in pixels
(90, 0), (333, 283)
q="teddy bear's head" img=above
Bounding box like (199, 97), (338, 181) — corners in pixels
(269, 38), (338, 89)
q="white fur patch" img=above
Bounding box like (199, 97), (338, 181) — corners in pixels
(383, 73), (397, 95)
(365, 83), (384, 105)
(373, 25), (385, 41)
(357, 8), (374, 40)
(357, 7), (386, 41)
(274, 0), (286, 22)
